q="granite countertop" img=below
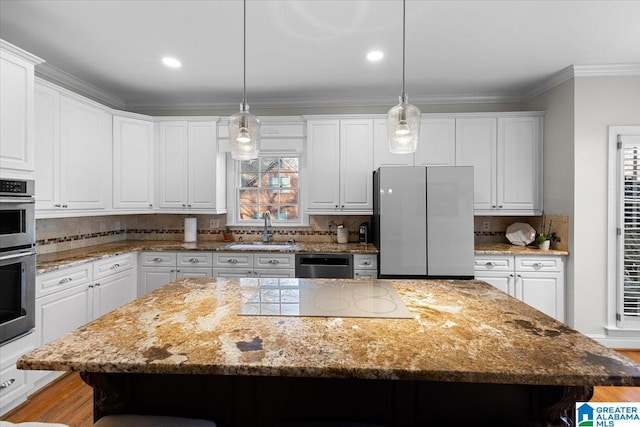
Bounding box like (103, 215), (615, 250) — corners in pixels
(36, 240), (379, 274)
(475, 242), (569, 256)
(18, 277), (640, 387)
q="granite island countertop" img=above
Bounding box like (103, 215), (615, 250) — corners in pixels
(36, 240), (379, 274)
(18, 277), (640, 387)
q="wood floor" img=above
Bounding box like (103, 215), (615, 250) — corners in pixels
(2, 350), (640, 427)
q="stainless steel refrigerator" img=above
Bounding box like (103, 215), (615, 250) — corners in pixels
(372, 166), (474, 279)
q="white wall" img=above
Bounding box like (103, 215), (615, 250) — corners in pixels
(573, 76), (640, 339)
(525, 80), (575, 324)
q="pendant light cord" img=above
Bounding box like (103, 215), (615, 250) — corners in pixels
(242, 0), (247, 106)
(402, 0), (406, 98)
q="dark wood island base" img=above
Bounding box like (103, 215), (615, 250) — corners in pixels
(81, 372), (593, 427)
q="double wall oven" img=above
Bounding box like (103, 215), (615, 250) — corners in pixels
(0, 179), (36, 344)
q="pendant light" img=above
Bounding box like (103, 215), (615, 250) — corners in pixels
(387, 0), (420, 154)
(229, 0), (260, 160)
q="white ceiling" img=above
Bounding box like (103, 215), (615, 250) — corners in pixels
(1, 0), (639, 111)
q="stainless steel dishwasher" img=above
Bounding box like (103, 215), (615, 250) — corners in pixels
(295, 253), (353, 278)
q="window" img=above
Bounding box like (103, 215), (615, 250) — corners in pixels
(610, 129), (640, 329)
(236, 156), (300, 223)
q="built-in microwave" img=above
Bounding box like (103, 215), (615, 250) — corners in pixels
(0, 179), (35, 249)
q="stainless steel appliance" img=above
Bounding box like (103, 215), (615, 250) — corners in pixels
(295, 253), (353, 278)
(358, 222), (369, 244)
(0, 179), (36, 344)
(372, 166), (474, 279)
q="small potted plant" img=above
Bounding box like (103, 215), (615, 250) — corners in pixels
(222, 226), (233, 242)
(536, 232), (555, 250)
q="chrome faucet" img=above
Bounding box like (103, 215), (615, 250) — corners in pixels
(262, 210), (272, 242)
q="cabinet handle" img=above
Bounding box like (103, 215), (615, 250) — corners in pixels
(485, 262), (496, 267)
(111, 263), (120, 269)
(341, 205), (345, 209)
(498, 205), (503, 208)
(58, 277), (73, 284)
(170, 269), (175, 273)
(182, 204), (186, 208)
(269, 259), (279, 264)
(492, 205), (496, 208)
(189, 258), (199, 263)
(95, 283), (100, 287)
(177, 269), (181, 273)
(335, 205), (339, 209)
(532, 262), (542, 267)
(54, 204), (61, 208)
(188, 204), (192, 208)
(228, 259), (238, 264)
(62, 204), (68, 208)
(509, 274), (514, 278)
(149, 204), (153, 208)
(517, 274), (522, 278)
(153, 258), (163, 262)
(362, 261), (370, 265)
(0, 378), (16, 389)
(89, 284), (94, 288)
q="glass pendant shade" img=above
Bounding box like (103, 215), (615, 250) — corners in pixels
(387, 94), (420, 154)
(229, 103), (261, 160)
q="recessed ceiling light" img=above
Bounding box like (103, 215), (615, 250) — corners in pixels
(367, 50), (384, 62)
(162, 57), (182, 68)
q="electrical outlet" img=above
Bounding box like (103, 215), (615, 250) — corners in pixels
(114, 221), (121, 231)
(482, 221), (490, 231)
(210, 219), (220, 229)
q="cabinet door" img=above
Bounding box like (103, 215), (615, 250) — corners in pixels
(497, 116), (541, 212)
(113, 116), (154, 210)
(253, 269), (295, 278)
(373, 119), (413, 168)
(138, 267), (176, 295)
(35, 285), (92, 348)
(212, 269), (254, 278)
(414, 117), (456, 167)
(187, 121), (220, 209)
(456, 118), (497, 211)
(59, 95), (111, 210)
(516, 271), (564, 321)
(475, 271), (514, 296)
(340, 119), (373, 211)
(93, 270), (136, 319)
(34, 83), (60, 210)
(306, 120), (341, 211)
(156, 122), (188, 208)
(0, 50), (35, 173)
(354, 269), (377, 279)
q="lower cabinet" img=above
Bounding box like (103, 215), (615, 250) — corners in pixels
(353, 254), (378, 279)
(212, 252), (295, 278)
(30, 253), (136, 394)
(474, 255), (565, 322)
(0, 332), (35, 416)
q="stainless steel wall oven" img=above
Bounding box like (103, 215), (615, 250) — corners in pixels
(0, 179), (36, 344)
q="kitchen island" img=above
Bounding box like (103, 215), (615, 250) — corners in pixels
(18, 277), (640, 426)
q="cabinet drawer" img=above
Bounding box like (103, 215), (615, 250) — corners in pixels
(354, 269), (378, 279)
(36, 263), (92, 298)
(254, 253), (294, 269)
(0, 360), (29, 405)
(94, 253), (133, 279)
(354, 254), (378, 270)
(474, 256), (513, 272)
(213, 252), (253, 268)
(177, 252), (213, 268)
(516, 256), (563, 272)
(139, 252), (176, 267)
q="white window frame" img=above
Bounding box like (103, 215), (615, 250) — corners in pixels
(226, 152), (308, 227)
(607, 126), (640, 332)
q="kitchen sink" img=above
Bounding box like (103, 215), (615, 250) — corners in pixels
(225, 243), (299, 251)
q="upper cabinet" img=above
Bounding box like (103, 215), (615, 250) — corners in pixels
(155, 119), (225, 213)
(373, 117), (456, 169)
(113, 115), (154, 211)
(456, 113), (542, 215)
(306, 118), (374, 214)
(34, 80), (112, 216)
(0, 41), (43, 179)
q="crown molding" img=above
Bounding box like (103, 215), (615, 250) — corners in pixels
(0, 39), (45, 65)
(35, 63), (126, 110)
(521, 65), (575, 101)
(573, 63), (640, 77)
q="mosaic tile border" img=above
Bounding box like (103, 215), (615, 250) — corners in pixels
(36, 230), (126, 246)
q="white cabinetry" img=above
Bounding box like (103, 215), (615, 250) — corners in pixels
(212, 252), (295, 278)
(0, 41), (42, 179)
(138, 252), (178, 295)
(0, 332), (35, 416)
(113, 115), (155, 211)
(34, 80), (112, 216)
(353, 253), (378, 279)
(456, 114), (542, 215)
(306, 118), (373, 214)
(32, 253), (136, 391)
(475, 254), (564, 321)
(155, 120), (225, 213)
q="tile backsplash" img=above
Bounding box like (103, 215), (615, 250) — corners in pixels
(36, 213), (570, 254)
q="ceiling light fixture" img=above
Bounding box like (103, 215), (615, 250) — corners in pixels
(162, 57), (181, 68)
(228, 0), (260, 160)
(387, 0), (420, 154)
(367, 50), (384, 61)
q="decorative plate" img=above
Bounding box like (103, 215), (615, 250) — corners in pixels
(505, 222), (536, 246)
